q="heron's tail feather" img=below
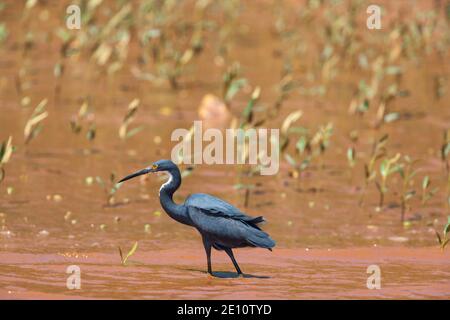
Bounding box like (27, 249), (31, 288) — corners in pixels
(242, 216), (265, 230)
(246, 228), (276, 250)
(250, 216), (265, 224)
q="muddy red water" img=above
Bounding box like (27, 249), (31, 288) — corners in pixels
(0, 1), (449, 299)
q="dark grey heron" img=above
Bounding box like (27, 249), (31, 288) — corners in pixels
(119, 159), (275, 276)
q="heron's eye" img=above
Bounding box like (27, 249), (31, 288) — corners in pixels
(152, 164), (158, 170)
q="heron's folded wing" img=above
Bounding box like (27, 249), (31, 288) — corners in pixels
(188, 206), (267, 241)
(187, 206), (274, 249)
(185, 193), (263, 223)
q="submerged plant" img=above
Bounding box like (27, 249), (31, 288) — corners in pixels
(375, 153), (402, 209)
(24, 99), (48, 144)
(70, 100), (96, 141)
(239, 87), (261, 128)
(222, 62), (247, 107)
(136, 1), (208, 89)
(96, 173), (122, 206)
(234, 183), (255, 208)
(310, 122), (333, 160)
(398, 156), (419, 222)
(346, 146), (357, 184)
(0, 136), (13, 183)
(272, 72), (298, 117)
(441, 129), (450, 173)
(0, 23), (8, 44)
(375, 83), (403, 128)
(435, 216), (450, 251)
(119, 99), (143, 140)
(421, 176), (439, 205)
(282, 117), (333, 179)
(360, 134), (388, 207)
(441, 130), (450, 210)
(118, 241), (139, 266)
(347, 147), (356, 168)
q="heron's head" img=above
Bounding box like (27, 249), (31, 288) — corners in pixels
(118, 159), (177, 183)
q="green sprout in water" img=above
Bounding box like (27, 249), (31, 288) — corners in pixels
(235, 87), (264, 207)
(435, 216), (450, 251)
(311, 122), (333, 161)
(96, 173), (122, 206)
(375, 153), (401, 209)
(119, 99), (144, 140)
(441, 130), (450, 210)
(360, 134), (388, 207)
(397, 156), (418, 222)
(375, 83), (402, 128)
(421, 176), (439, 205)
(70, 100), (96, 141)
(0, 23), (8, 44)
(222, 62), (247, 107)
(346, 146), (357, 184)
(283, 119), (333, 181)
(272, 72), (298, 117)
(347, 147), (356, 168)
(118, 241), (139, 266)
(24, 99), (48, 144)
(0, 136), (13, 183)
(234, 183), (255, 208)
(239, 87), (261, 129)
(348, 80), (371, 116)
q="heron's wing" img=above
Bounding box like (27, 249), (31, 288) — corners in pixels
(186, 205), (275, 250)
(185, 193), (264, 225)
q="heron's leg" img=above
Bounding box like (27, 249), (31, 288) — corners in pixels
(224, 248), (243, 275)
(202, 237), (212, 274)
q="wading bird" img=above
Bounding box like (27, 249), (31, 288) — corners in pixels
(119, 159), (275, 276)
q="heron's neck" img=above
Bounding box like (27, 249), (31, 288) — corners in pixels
(159, 168), (192, 226)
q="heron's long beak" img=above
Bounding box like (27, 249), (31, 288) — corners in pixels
(118, 167), (152, 183)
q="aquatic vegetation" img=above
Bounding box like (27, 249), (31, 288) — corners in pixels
(134, 0), (210, 88)
(434, 75), (446, 99)
(0, 136), (13, 183)
(0, 23), (7, 44)
(213, 0), (241, 58)
(441, 130), (450, 173)
(24, 99), (48, 144)
(348, 81), (371, 116)
(374, 83), (406, 128)
(375, 153), (402, 209)
(360, 134), (388, 207)
(95, 173), (122, 206)
(234, 87), (263, 206)
(421, 176), (439, 205)
(118, 241), (139, 266)
(272, 71), (298, 117)
(119, 99), (143, 140)
(347, 147), (356, 168)
(442, 130), (450, 210)
(280, 110), (303, 151)
(397, 156), (418, 222)
(283, 120), (333, 180)
(435, 216), (450, 251)
(239, 87), (261, 129)
(70, 100), (96, 141)
(222, 62), (247, 107)
(310, 123), (333, 160)
(234, 183), (255, 208)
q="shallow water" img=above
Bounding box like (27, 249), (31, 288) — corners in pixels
(0, 247), (449, 299)
(0, 1), (449, 299)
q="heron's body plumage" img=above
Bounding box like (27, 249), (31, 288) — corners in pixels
(186, 195), (275, 250)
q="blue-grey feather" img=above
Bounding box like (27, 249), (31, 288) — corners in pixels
(186, 200), (275, 251)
